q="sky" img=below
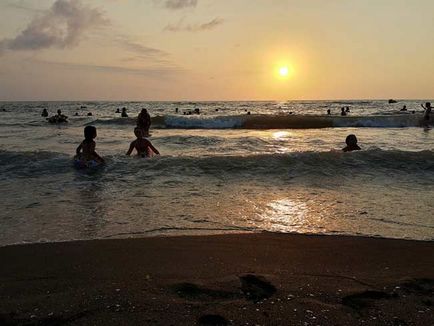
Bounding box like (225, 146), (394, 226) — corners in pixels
(0, 0), (433, 101)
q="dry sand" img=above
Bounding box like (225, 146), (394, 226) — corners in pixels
(1, 233), (433, 325)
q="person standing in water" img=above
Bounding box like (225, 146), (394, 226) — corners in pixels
(421, 102), (432, 122)
(121, 107), (128, 117)
(342, 134), (361, 152)
(137, 108), (151, 135)
(41, 109), (48, 117)
(126, 127), (160, 157)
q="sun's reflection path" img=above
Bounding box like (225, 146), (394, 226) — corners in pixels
(260, 198), (309, 232)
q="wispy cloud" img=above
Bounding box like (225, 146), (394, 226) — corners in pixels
(164, 18), (224, 32)
(115, 36), (168, 58)
(164, 0), (198, 10)
(31, 59), (184, 78)
(0, 0), (108, 54)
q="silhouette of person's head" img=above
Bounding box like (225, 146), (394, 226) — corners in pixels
(57, 109), (62, 115)
(346, 134), (358, 147)
(134, 127), (143, 138)
(84, 126), (97, 142)
(426, 102), (432, 109)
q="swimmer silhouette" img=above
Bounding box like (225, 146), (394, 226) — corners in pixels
(121, 107), (128, 118)
(342, 134), (361, 152)
(341, 108), (347, 116)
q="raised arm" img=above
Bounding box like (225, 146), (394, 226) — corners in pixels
(126, 141), (136, 156)
(146, 140), (160, 155)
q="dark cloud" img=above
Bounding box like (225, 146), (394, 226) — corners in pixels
(0, 0), (107, 53)
(164, 18), (224, 32)
(164, 0), (197, 10)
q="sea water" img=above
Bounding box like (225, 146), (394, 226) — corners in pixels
(0, 100), (433, 246)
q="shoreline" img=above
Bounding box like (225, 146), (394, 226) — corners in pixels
(2, 230), (433, 249)
(1, 232), (433, 325)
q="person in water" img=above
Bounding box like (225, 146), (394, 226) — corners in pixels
(41, 109), (48, 117)
(121, 107), (128, 118)
(137, 108), (151, 134)
(341, 107), (347, 116)
(342, 134), (361, 152)
(115, 108), (121, 113)
(327, 109), (331, 115)
(75, 126), (105, 164)
(126, 127), (160, 157)
(421, 102), (432, 121)
(400, 105), (407, 112)
(345, 106), (350, 113)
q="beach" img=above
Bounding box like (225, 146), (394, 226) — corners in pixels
(1, 233), (433, 325)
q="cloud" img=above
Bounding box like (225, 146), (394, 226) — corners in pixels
(164, 18), (224, 32)
(164, 0), (197, 10)
(115, 36), (168, 58)
(0, 0), (107, 53)
(31, 59), (184, 78)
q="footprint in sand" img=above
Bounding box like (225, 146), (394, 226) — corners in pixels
(239, 274), (277, 302)
(171, 274), (277, 303)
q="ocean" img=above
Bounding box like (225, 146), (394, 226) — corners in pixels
(0, 100), (433, 246)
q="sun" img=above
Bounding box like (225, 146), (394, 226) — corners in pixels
(279, 66), (289, 77)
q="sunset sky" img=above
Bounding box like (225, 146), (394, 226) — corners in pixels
(0, 0), (433, 101)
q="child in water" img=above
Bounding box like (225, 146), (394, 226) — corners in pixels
(342, 134), (361, 152)
(75, 126), (105, 165)
(126, 127), (160, 157)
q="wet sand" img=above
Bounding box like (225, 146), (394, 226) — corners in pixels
(0, 233), (433, 325)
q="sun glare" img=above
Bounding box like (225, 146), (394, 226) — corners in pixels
(279, 66), (289, 77)
(275, 63), (294, 80)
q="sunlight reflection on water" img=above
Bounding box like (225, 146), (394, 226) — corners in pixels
(261, 198), (309, 232)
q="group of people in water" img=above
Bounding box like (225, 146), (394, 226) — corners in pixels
(39, 101), (434, 168)
(74, 109), (159, 167)
(324, 102), (432, 121)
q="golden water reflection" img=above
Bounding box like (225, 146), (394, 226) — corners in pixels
(260, 198), (309, 232)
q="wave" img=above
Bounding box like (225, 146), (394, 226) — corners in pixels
(88, 114), (432, 129)
(1, 149), (433, 179)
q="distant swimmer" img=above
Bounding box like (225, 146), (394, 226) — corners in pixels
(121, 107), (128, 118)
(345, 106), (350, 113)
(48, 109), (68, 123)
(341, 107), (347, 116)
(41, 109), (48, 117)
(74, 112), (79, 116)
(400, 105), (407, 112)
(327, 109), (331, 115)
(175, 108), (179, 113)
(75, 126), (105, 165)
(342, 134), (361, 152)
(421, 102), (432, 121)
(126, 127), (160, 158)
(115, 108), (121, 113)
(87, 112), (93, 116)
(137, 108), (151, 134)
(194, 108), (200, 115)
